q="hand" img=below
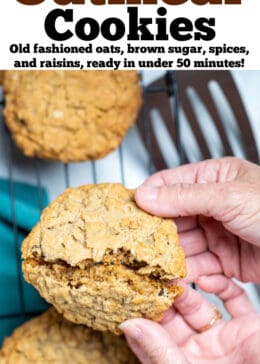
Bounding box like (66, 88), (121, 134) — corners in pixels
(134, 157), (260, 284)
(119, 157), (260, 363)
(120, 278), (260, 364)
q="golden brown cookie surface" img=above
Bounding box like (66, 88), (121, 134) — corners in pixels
(0, 308), (139, 364)
(3, 71), (142, 162)
(22, 183), (186, 334)
(0, 71), (4, 85)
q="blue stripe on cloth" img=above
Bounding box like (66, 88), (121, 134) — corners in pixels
(0, 179), (50, 346)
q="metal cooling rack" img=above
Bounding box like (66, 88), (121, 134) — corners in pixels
(0, 70), (182, 325)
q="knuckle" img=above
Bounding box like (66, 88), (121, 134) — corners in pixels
(174, 183), (189, 203)
(219, 277), (245, 301)
(227, 182), (255, 208)
(171, 183), (192, 216)
(213, 182), (248, 221)
(223, 156), (242, 164)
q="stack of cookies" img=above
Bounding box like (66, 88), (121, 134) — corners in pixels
(0, 71), (187, 363)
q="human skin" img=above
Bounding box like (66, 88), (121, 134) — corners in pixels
(119, 157), (260, 364)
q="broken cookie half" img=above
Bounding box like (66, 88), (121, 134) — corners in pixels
(22, 183), (186, 334)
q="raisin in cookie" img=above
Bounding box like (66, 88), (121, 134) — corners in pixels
(0, 308), (138, 364)
(3, 71), (141, 162)
(22, 183), (186, 334)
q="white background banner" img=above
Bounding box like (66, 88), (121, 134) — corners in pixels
(0, 0), (259, 70)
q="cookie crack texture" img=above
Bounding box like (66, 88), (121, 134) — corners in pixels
(3, 70), (142, 162)
(22, 183), (186, 334)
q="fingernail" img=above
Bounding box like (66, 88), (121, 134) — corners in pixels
(197, 276), (208, 287)
(118, 321), (142, 340)
(136, 185), (158, 201)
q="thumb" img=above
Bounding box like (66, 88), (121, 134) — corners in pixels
(119, 319), (189, 364)
(135, 182), (233, 219)
(135, 182), (260, 245)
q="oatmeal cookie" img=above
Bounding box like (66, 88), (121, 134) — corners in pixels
(3, 71), (141, 162)
(22, 183), (186, 334)
(0, 308), (138, 364)
(0, 71), (4, 84)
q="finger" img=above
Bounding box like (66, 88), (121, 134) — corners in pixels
(119, 319), (190, 364)
(141, 157), (241, 187)
(135, 181), (260, 246)
(173, 284), (223, 332)
(179, 229), (208, 256)
(185, 252), (222, 283)
(175, 217), (198, 233)
(141, 163), (199, 187)
(236, 159), (260, 184)
(135, 182), (233, 220)
(183, 313), (260, 358)
(198, 275), (257, 317)
(160, 306), (195, 345)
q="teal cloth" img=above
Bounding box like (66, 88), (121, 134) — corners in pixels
(0, 179), (50, 346)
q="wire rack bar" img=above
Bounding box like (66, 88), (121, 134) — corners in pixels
(91, 161), (97, 184)
(34, 159), (44, 210)
(118, 145), (125, 186)
(141, 72), (154, 175)
(145, 86), (168, 94)
(166, 71), (184, 165)
(64, 163), (70, 188)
